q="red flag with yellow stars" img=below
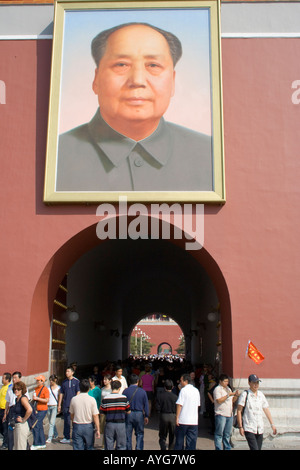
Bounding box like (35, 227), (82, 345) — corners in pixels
(247, 341), (265, 364)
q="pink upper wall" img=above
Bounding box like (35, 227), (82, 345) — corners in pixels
(0, 38), (299, 378)
(208, 38), (300, 378)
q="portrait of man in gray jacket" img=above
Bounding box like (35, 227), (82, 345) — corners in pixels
(56, 22), (213, 192)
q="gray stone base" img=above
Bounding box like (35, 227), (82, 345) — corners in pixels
(231, 378), (300, 448)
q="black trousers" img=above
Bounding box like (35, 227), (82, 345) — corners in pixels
(244, 431), (264, 450)
(0, 409), (8, 447)
(7, 407), (14, 451)
(159, 413), (176, 450)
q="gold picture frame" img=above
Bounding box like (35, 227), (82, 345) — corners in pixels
(43, 0), (225, 203)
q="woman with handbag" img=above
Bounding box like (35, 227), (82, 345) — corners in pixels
(12, 381), (33, 450)
(46, 374), (60, 443)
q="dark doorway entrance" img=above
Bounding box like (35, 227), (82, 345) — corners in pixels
(50, 239), (221, 371)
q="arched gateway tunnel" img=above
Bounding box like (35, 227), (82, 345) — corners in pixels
(28, 214), (232, 380)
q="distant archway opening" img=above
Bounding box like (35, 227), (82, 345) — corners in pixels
(130, 313), (184, 358)
(157, 342), (172, 355)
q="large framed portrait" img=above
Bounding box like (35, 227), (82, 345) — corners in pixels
(43, 0), (225, 203)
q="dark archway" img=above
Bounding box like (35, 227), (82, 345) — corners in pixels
(28, 217), (232, 376)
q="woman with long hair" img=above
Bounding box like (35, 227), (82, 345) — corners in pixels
(12, 381), (32, 450)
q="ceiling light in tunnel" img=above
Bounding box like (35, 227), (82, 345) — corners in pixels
(67, 305), (79, 322)
(207, 311), (217, 322)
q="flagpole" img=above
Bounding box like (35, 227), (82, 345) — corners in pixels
(237, 340), (250, 389)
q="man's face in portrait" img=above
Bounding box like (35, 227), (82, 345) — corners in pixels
(92, 24), (176, 139)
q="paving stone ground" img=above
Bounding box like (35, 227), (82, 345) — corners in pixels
(31, 411), (300, 451)
(1, 410), (299, 452)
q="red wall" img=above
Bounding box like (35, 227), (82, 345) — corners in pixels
(0, 38), (300, 379)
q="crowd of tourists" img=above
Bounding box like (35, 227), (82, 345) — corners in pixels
(0, 355), (277, 451)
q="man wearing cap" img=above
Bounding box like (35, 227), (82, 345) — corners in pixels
(236, 374), (277, 450)
(31, 375), (50, 450)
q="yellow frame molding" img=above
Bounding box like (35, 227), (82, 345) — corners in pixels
(43, 0), (225, 204)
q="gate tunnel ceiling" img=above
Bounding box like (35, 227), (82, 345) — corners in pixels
(68, 239), (216, 323)
(65, 239), (218, 363)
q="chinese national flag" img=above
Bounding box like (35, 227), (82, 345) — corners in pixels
(247, 341), (265, 364)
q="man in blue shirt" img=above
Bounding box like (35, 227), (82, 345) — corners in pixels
(123, 374), (149, 450)
(57, 366), (80, 444)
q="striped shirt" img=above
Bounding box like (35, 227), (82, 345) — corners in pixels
(100, 393), (130, 423)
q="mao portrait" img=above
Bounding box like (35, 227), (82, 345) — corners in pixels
(44, 1), (224, 203)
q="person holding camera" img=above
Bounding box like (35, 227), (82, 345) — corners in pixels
(213, 373), (239, 450)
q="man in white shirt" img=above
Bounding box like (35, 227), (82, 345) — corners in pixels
(174, 374), (200, 450)
(112, 366), (128, 394)
(213, 373), (239, 450)
(69, 379), (100, 450)
(236, 374), (277, 450)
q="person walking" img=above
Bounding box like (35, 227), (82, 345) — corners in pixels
(206, 374), (217, 434)
(236, 374), (277, 450)
(31, 375), (50, 450)
(88, 374), (102, 448)
(0, 372), (11, 449)
(156, 379), (177, 450)
(88, 375), (102, 409)
(46, 374), (60, 443)
(154, 366), (166, 398)
(99, 374), (112, 449)
(174, 374), (201, 450)
(213, 373), (239, 450)
(112, 366), (128, 394)
(57, 365), (80, 444)
(123, 374), (149, 450)
(139, 364), (155, 418)
(69, 379), (100, 450)
(100, 380), (131, 450)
